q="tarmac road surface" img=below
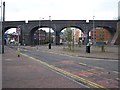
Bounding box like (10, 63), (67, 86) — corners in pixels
(2, 46), (90, 88)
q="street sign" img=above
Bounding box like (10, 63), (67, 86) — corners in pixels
(16, 27), (21, 35)
(96, 42), (106, 45)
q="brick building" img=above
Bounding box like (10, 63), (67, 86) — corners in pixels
(90, 27), (111, 44)
(74, 29), (80, 43)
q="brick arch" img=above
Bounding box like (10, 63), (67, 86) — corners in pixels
(29, 25), (56, 45)
(3, 26), (24, 45)
(59, 26), (84, 33)
(88, 25), (116, 34)
(4, 26), (17, 33)
(88, 26), (115, 44)
(3, 20), (117, 45)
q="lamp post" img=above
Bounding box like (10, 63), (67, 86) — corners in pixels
(93, 16), (95, 45)
(54, 24), (56, 44)
(0, 0), (2, 54)
(37, 18), (41, 49)
(38, 17), (44, 47)
(16, 25), (21, 57)
(2, 1), (5, 53)
(17, 25), (21, 46)
(38, 18), (41, 49)
(49, 16), (51, 49)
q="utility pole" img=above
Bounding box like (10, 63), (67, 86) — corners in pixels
(2, 1), (5, 53)
(49, 16), (51, 49)
(38, 17), (44, 49)
(39, 18), (40, 47)
(93, 16), (95, 45)
(37, 18), (41, 49)
(0, 0), (2, 54)
(16, 25), (21, 57)
(3, 1), (4, 21)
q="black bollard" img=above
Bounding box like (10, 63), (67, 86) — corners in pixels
(86, 43), (90, 53)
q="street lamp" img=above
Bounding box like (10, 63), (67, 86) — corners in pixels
(16, 25), (21, 57)
(37, 18), (41, 49)
(37, 18), (44, 49)
(37, 17), (44, 49)
(0, 0), (2, 54)
(2, 1), (5, 54)
(16, 25), (21, 46)
(53, 24), (55, 44)
(93, 16), (95, 45)
(49, 16), (52, 49)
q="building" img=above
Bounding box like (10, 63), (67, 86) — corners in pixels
(34, 29), (48, 44)
(74, 29), (80, 43)
(90, 27), (111, 44)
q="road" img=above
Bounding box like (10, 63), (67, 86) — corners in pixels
(20, 46), (118, 72)
(8, 45), (119, 88)
(3, 46), (91, 88)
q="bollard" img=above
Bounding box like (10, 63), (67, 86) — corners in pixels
(49, 43), (51, 49)
(86, 43), (90, 53)
(17, 48), (20, 57)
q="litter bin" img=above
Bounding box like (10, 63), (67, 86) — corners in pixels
(86, 43), (90, 53)
(49, 43), (51, 49)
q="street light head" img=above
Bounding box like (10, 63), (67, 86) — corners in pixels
(49, 15), (51, 22)
(3, 2), (5, 6)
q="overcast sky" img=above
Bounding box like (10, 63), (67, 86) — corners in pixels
(1, 0), (119, 21)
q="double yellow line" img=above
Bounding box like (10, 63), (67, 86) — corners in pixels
(21, 53), (108, 89)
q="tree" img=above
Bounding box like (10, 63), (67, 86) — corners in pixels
(63, 27), (72, 50)
(99, 27), (105, 52)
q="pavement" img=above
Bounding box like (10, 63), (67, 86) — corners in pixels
(21, 44), (119, 60)
(2, 45), (119, 89)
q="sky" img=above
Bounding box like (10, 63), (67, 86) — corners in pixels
(1, 0), (119, 33)
(1, 0), (119, 21)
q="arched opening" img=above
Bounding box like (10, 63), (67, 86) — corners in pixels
(59, 26), (86, 47)
(89, 26), (114, 45)
(4, 28), (19, 45)
(30, 27), (54, 46)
